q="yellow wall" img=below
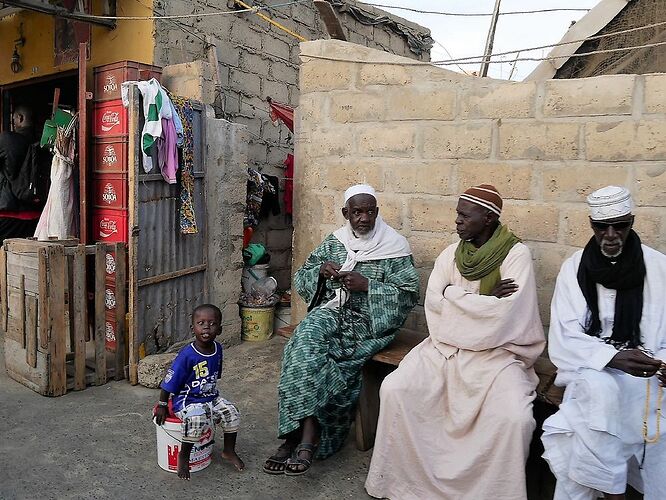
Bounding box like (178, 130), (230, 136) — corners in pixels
(0, 0), (155, 86)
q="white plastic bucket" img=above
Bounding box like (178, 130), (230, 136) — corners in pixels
(241, 264), (269, 293)
(154, 415), (214, 473)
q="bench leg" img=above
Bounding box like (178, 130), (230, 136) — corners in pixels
(356, 361), (392, 451)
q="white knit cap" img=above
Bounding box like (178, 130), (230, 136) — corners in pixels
(587, 186), (634, 220)
(344, 184), (377, 204)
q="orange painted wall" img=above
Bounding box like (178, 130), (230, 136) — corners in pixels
(0, 0), (155, 86)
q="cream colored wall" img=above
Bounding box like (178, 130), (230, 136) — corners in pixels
(294, 40), (666, 330)
(0, 0), (154, 86)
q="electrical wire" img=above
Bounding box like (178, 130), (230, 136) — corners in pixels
(361, 2), (591, 17)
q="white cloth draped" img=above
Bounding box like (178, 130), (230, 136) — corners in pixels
(323, 216), (412, 309)
(365, 242), (545, 500)
(543, 245), (666, 500)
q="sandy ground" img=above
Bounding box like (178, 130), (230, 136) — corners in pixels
(0, 335), (373, 500)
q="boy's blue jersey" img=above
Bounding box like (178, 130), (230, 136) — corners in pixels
(161, 341), (223, 412)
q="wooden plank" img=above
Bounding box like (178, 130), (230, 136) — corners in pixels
(72, 245), (87, 390)
(114, 243), (127, 381)
(78, 42), (89, 244)
(19, 274), (25, 348)
(94, 243), (107, 385)
(127, 85), (140, 385)
(38, 248), (49, 349)
(314, 0), (347, 40)
(355, 361), (394, 451)
(137, 264), (206, 288)
(67, 253), (75, 353)
(1, 247), (7, 332)
(25, 296), (38, 368)
(5, 239), (78, 254)
(47, 246), (67, 396)
(371, 329), (426, 366)
(7, 274), (39, 295)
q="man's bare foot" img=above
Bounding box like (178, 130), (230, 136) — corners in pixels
(222, 449), (245, 471)
(177, 453), (191, 480)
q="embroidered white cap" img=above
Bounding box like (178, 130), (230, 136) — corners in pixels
(344, 184), (377, 204)
(587, 186), (634, 220)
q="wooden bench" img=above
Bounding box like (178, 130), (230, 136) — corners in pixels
(277, 325), (564, 451)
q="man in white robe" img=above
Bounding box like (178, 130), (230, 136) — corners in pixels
(365, 185), (545, 500)
(542, 186), (666, 500)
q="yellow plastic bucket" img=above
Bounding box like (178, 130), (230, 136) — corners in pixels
(240, 305), (275, 341)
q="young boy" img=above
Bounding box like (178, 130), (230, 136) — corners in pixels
(154, 304), (244, 479)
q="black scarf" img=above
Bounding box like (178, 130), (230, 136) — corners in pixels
(576, 230), (645, 347)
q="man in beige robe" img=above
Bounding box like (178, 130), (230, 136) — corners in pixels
(365, 185), (545, 500)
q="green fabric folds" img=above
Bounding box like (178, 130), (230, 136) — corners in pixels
(454, 224), (520, 295)
(278, 235), (419, 458)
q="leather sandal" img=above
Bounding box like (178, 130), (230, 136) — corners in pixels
(284, 443), (317, 476)
(262, 444), (293, 475)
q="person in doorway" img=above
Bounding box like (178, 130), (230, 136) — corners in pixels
(154, 304), (244, 480)
(0, 105), (40, 242)
(263, 184), (419, 476)
(542, 186), (666, 500)
(365, 184), (545, 500)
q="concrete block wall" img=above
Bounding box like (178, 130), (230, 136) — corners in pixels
(294, 40), (666, 330)
(153, 1), (430, 289)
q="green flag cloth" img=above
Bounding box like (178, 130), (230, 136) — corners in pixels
(454, 224), (521, 295)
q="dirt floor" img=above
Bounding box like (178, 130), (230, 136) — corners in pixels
(0, 335), (373, 500)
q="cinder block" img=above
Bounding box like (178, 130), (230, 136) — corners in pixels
(271, 60), (298, 85)
(300, 126), (354, 158)
(138, 353), (177, 388)
(635, 164), (666, 206)
(585, 121), (666, 161)
(229, 69), (261, 97)
(230, 21), (262, 51)
(457, 161), (532, 199)
(502, 203), (559, 242)
(499, 122), (580, 160)
(460, 81), (536, 119)
(530, 243), (569, 285)
(300, 61), (354, 92)
(240, 52), (270, 77)
(263, 34), (291, 62)
(542, 76), (634, 117)
(320, 161), (385, 191)
(408, 197), (458, 233)
(358, 124), (415, 156)
(387, 161), (453, 196)
(378, 196), (404, 230)
(216, 43), (241, 68)
(632, 208), (663, 247)
(562, 207), (590, 247)
(329, 92), (385, 123)
(644, 75), (666, 114)
(409, 234), (449, 267)
(359, 64), (411, 86)
(541, 163), (630, 202)
(384, 87), (456, 121)
(263, 79), (290, 103)
(422, 122), (492, 160)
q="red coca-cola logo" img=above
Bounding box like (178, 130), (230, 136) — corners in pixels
(101, 111), (120, 132)
(99, 218), (118, 238)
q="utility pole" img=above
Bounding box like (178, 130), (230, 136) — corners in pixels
(479, 0), (502, 77)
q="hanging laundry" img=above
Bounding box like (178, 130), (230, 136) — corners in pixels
(121, 78), (172, 173)
(268, 99), (294, 132)
(245, 168), (264, 229)
(157, 117), (178, 184)
(260, 174), (280, 218)
(169, 94), (198, 235)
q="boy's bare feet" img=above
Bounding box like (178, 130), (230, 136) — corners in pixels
(221, 450), (245, 471)
(177, 451), (191, 480)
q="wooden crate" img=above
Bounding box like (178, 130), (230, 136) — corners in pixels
(1, 239), (127, 396)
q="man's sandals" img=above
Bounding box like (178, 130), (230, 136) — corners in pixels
(284, 443), (317, 476)
(262, 443), (293, 475)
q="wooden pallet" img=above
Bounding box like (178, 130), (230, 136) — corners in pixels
(1, 239), (127, 396)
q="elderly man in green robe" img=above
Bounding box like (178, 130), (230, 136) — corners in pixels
(263, 184), (419, 476)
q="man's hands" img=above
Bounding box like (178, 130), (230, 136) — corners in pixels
(320, 261), (341, 280)
(337, 271), (369, 293)
(490, 278), (519, 298)
(607, 349), (663, 378)
(154, 405), (169, 426)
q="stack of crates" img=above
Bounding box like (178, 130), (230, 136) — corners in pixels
(91, 61), (161, 350)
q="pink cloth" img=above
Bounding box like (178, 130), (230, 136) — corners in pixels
(157, 118), (178, 184)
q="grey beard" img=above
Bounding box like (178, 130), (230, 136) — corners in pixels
(601, 243), (623, 259)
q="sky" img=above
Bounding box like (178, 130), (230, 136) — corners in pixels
(365, 0), (603, 81)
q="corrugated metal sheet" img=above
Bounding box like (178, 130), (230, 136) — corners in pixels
(137, 105), (207, 354)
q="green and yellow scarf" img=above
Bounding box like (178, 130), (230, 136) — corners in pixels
(454, 224), (521, 295)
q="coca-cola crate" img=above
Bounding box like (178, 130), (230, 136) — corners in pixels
(92, 173), (128, 210)
(93, 139), (128, 173)
(94, 61), (162, 102)
(93, 100), (127, 138)
(92, 208), (128, 243)
(104, 310), (118, 352)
